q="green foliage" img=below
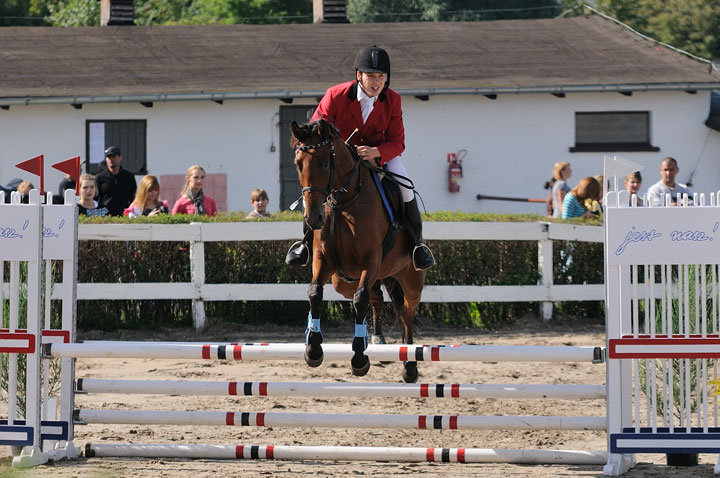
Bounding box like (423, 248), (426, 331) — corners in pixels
(47, 0), (100, 27)
(0, 0), (43, 26)
(595, 0), (720, 61)
(347, 0), (563, 23)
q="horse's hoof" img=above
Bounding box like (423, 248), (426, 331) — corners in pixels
(304, 344), (324, 367)
(403, 361), (419, 383)
(351, 353), (370, 376)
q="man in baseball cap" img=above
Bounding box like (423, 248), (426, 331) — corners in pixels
(94, 146), (137, 216)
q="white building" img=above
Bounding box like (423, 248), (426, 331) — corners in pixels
(1, 13), (719, 214)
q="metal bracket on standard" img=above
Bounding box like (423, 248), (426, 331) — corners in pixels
(592, 347), (605, 364)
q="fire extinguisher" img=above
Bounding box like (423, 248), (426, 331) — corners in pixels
(447, 149), (466, 193)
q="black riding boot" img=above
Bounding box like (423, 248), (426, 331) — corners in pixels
(404, 198), (435, 270)
(285, 224), (312, 267)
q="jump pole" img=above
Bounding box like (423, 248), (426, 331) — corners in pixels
(77, 379), (606, 400)
(85, 443), (608, 465)
(75, 409), (606, 430)
(46, 342), (604, 363)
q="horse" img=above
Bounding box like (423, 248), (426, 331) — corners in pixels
(290, 118), (426, 383)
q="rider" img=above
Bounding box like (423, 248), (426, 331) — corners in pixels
(286, 45), (435, 271)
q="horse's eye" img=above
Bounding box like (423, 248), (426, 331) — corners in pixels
(323, 160), (330, 169)
(296, 162), (303, 172)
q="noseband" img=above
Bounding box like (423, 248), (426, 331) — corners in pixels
(294, 136), (361, 209)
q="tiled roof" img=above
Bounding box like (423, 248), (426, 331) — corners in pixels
(1, 15), (718, 100)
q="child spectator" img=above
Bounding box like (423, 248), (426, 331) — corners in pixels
(624, 171), (643, 206)
(124, 175), (169, 217)
(77, 173), (108, 217)
(171, 165), (217, 216)
(562, 176), (601, 219)
(17, 180), (34, 204)
(246, 188), (271, 219)
(551, 161), (572, 219)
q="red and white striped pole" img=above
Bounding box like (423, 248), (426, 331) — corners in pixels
(75, 409), (606, 431)
(85, 443), (608, 465)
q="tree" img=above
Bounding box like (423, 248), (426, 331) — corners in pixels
(595, 0), (720, 61)
(347, 0), (563, 23)
(47, 0), (99, 27)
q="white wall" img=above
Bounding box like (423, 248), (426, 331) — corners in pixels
(1, 90), (718, 214)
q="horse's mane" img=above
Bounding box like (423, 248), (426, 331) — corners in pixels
(291, 119), (341, 146)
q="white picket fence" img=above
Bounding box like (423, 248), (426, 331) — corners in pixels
(76, 221), (603, 329)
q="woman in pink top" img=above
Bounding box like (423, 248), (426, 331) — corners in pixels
(171, 165), (217, 216)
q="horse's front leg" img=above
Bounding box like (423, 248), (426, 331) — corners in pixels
(304, 243), (334, 368)
(350, 269), (377, 376)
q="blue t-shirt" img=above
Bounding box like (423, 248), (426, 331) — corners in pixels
(561, 193), (586, 219)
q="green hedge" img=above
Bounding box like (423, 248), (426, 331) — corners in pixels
(77, 212), (605, 331)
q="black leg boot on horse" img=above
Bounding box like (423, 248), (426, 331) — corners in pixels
(404, 198), (435, 271)
(286, 224), (313, 267)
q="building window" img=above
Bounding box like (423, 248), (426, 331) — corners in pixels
(86, 120), (147, 174)
(570, 111), (659, 152)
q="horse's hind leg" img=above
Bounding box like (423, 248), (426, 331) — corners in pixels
(394, 268), (426, 384)
(305, 281), (324, 367)
(370, 280), (386, 345)
(351, 284), (371, 376)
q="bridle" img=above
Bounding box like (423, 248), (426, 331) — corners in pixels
(294, 135), (362, 209)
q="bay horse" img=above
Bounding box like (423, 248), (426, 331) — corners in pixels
(290, 119), (425, 383)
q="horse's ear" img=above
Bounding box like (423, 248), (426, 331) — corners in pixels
(291, 121), (303, 141)
(317, 119), (330, 139)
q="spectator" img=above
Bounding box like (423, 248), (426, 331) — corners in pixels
(646, 157), (692, 206)
(95, 146), (137, 216)
(171, 165), (217, 216)
(551, 161), (572, 219)
(124, 175), (169, 218)
(246, 188), (271, 219)
(17, 180), (34, 204)
(77, 173), (108, 217)
(624, 171), (643, 206)
(0, 178), (22, 203)
(58, 174), (76, 196)
(562, 176), (602, 219)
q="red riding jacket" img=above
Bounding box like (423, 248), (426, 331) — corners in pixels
(311, 80), (405, 166)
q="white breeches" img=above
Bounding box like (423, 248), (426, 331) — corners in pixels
(384, 156), (415, 202)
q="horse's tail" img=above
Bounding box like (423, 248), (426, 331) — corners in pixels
(382, 276), (420, 339)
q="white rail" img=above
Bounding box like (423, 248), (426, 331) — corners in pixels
(75, 221), (604, 329)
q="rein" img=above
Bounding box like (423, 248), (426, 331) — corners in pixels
(294, 136), (362, 210)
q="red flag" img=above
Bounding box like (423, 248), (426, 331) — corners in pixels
(52, 156), (81, 193)
(15, 155), (44, 194)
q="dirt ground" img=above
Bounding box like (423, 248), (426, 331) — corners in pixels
(3, 318), (719, 477)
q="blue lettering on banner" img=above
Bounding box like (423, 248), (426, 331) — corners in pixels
(0, 227), (23, 239)
(669, 222), (719, 243)
(615, 226), (662, 255)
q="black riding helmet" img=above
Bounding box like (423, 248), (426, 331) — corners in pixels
(354, 45), (391, 96)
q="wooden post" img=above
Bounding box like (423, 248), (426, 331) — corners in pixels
(538, 223), (553, 320)
(189, 239), (205, 331)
